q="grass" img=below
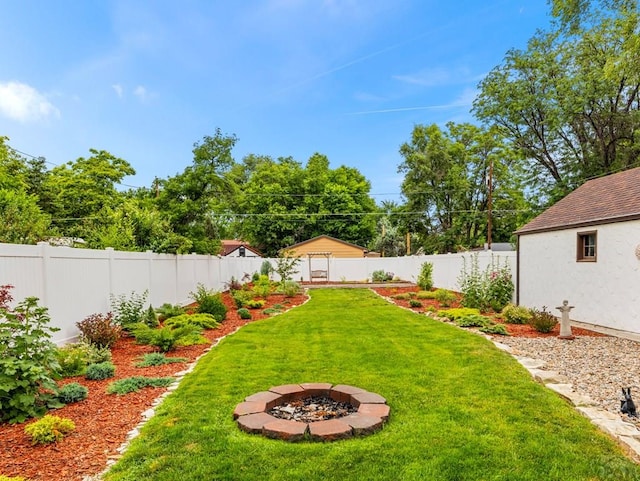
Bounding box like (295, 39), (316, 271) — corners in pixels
(104, 289), (640, 481)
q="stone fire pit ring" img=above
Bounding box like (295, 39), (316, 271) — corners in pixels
(233, 383), (390, 442)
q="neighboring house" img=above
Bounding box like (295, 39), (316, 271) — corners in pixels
(284, 235), (373, 258)
(515, 167), (640, 336)
(220, 240), (263, 258)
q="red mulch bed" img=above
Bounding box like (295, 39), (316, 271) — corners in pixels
(0, 292), (308, 481)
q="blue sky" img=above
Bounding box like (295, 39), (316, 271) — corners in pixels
(0, 0), (550, 203)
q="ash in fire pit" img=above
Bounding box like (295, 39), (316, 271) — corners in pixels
(269, 396), (357, 422)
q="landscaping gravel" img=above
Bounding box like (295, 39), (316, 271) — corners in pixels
(497, 335), (640, 425)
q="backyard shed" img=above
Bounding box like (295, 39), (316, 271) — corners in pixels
(515, 167), (640, 336)
(284, 235), (371, 258)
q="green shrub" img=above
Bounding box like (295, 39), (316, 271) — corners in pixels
(76, 312), (121, 349)
(260, 260), (273, 277)
(237, 308), (252, 319)
(278, 280), (302, 297)
(479, 323), (510, 336)
(83, 342), (113, 365)
(0, 475), (28, 481)
(57, 382), (88, 403)
(231, 289), (252, 308)
(529, 307), (558, 333)
(262, 308), (282, 316)
(164, 313), (220, 330)
(274, 253), (301, 281)
(135, 353), (188, 367)
(409, 299), (423, 308)
(458, 254), (514, 311)
(144, 305), (159, 328)
(416, 290), (436, 299)
(155, 303), (186, 322)
(24, 415), (75, 445)
(246, 299), (266, 309)
(437, 307), (481, 321)
(454, 314), (492, 328)
(55, 343), (89, 377)
(110, 290), (148, 329)
(85, 362), (116, 381)
(107, 376), (174, 395)
(0, 289), (63, 423)
(393, 293), (412, 300)
(372, 270), (393, 282)
(190, 284), (227, 321)
(131, 324), (202, 352)
(416, 262), (433, 290)
(434, 289), (457, 307)
(252, 275), (273, 298)
(252, 271), (260, 282)
(502, 304), (533, 324)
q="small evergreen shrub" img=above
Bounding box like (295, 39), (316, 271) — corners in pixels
(251, 275), (272, 298)
(24, 415), (75, 445)
(434, 289), (457, 307)
(479, 323), (510, 336)
(437, 308), (481, 321)
(278, 280), (302, 297)
(83, 342), (113, 364)
(164, 313), (220, 329)
(107, 376), (174, 395)
(76, 312), (121, 348)
(454, 314), (492, 328)
(55, 343), (89, 377)
(110, 290), (149, 329)
(416, 290), (436, 299)
(260, 260), (273, 277)
(144, 305), (159, 328)
(57, 382), (88, 403)
(262, 308), (282, 316)
(246, 299), (266, 309)
(502, 304), (533, 324)
(231, 289), (252, 308)
(416, 262), (434, 290)
(135, 353), (187, 367)
(190, 284), (227, 321)
(85, 362), (116, 381)
(237, 308), (252, 319)
(529, 307), (558, 333)
(372, 270), (393, 282)
(132, 324), (202, 352)
(393, 293), (412, 300)
(155, 303), (186, 322)
(409, 299), (423, 308)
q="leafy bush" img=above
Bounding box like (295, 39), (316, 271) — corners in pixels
(237, 308), (252, 319)
(393, 293), (412, 300)
(231, 289), (252, 309)
(372, 270), (393, 282)
(83, 342), (113, 364)
(437, 307), (481, 321)
(164, 313), (220, 329)
(409, 299), (423, 308)
(55, 343), (89, 377)
(502, 304), (533, 324)
(246, 299), (266, 309)
(76, 312), (121, 349)
(135, 353), (187, 367)
(260, 260), (273, 277)
(262, 308), (282, 316)
(454, 314), (492, 328)
(190, 284), (227, 321)
(416, 262), (434, 290)
(529, 307), (558, 333)
(416, 290), (436, 299)
(155, 303), (186, 322)
(110, 290), (149, 329)
(458, 255), (514, 311)
(57, 382), (88, 403)
(24, 415), (75, 445)
(132, 324), (203, 352)
(274, 252), (301, 281)
(107, 376), (174, 395)
(0, 289), (63, 423)
(479, 323), (510, 336)
(278, 280), (302, 297)
(251, 275), (273, 298)
(434, 289), (457, 307)
(85, 362), (116, 380)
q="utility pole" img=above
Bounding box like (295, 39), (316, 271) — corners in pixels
(487, 159), (493, 249)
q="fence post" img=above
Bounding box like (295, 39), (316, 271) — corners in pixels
(37, 241), (50, 307)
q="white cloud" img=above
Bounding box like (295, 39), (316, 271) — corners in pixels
(0, 81), (60, 122)
(133, 85), (148, 101)
(112, 84), (124, 98)
(393, 66), (473, 87)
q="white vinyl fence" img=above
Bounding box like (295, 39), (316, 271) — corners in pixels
(0, 242), (516, 344)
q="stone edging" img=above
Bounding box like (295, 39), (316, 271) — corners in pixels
(234, 383), (389, 442)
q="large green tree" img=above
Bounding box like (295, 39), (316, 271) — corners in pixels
(398, 122), (528, 253)
(474, 0), (640, 202)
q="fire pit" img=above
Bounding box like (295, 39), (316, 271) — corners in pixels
(233, 383), (390, 442)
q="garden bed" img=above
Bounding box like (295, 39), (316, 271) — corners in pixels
(0, 291), (307, 481)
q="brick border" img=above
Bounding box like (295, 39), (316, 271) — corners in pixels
(234, 383), (389, 442)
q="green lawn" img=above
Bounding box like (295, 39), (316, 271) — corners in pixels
(104, 289), (640, 481)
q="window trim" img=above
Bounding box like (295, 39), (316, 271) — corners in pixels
(577, 230), (597, 262)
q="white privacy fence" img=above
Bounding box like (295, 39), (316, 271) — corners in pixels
(0, 242), (516, 344)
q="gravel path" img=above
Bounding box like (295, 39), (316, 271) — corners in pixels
(497, 335), (640, 425)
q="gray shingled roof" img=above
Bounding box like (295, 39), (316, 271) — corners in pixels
(516, 167), (640, 235)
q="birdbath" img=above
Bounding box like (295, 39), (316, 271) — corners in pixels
(556, 300), (575, 340)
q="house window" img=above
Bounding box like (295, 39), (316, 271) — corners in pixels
(577, 231), (597, 262)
